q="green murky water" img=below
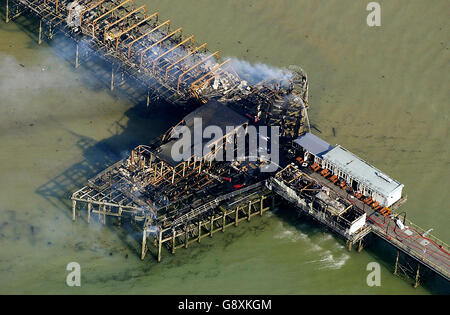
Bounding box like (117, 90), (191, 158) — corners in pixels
(0, 0), (448, 294)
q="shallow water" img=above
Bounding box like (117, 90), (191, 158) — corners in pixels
(0, 0), (448, 294)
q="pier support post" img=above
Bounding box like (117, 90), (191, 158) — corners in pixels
(184, 228), (188, 248)
(118, 206), (122, 226)
(141, 230), (147, 260)
(48, 23), (52, 40)
(75, 44), (79, 69)
(357, 239), (363, 252)
(38, 20), (42, 45)
(171, 228), (176, 254)
(394, 250), (399, 276)
(247, 201), (251, 221)
(210, 216), (213, 237)
(414, 264), (420, 288)
(235, 207), (239, 226)
(110, 65), (114, 91)
(147, 89), (150, 107)
(157, 230), (162, 263)
(198, 221), (201, 243)
(72, 200), (76, 221)
(5, 0), (9, 23)
(87, 202), (91, 223)
(222, 213), (226, 232)
(346, 240), (352, 251)
(260, 196), (264, 216)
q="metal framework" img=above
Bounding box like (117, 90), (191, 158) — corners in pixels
(103, 5), (146, 42)
(113, 11), (159, 51)
(127, 19), (171, 58)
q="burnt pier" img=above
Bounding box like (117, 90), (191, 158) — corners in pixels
(4, 0), (449, 289)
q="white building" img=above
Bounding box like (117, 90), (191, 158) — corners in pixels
(321, 145), (403, 207)
(293, 132), (334, 163)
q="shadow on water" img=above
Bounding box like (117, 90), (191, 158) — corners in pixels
(11, 19), (193, 262)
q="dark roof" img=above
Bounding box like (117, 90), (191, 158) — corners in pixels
(293, 132), (334, 158)
(157, 101), (248, 166)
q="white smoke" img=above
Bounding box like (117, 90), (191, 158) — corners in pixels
(229, 58), (293, 86)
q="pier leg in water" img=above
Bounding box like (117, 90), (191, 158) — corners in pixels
(141, 230), (147, 260)
(110, 65), (114, 91)
(414, 263), (420, 288)
(172, 228), (176, 254)
(210, 216), (213, 237)
(6, 0), (9, 23)
(157, 230), (162, 263)
(260, 196), (264, 216)
(87, 202), (91, 224)
(72, 200), (76, 221)
(147, 89), (150, 107)
(222, 213), (226, 232)
(75, 44), (79, 69)
(48, 23), (52, 40)
(394, 250), (399, 276)
(347, 240), (352, 251)
(38, 20), (42, 45)
(357, 239), (363, 252)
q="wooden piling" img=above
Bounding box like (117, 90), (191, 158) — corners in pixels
(6, 0), (9, 23)
(414, 263), (420, 288)
(347, 240), (352, 251)
(75, 44), (79, 69)
(171, 228), (176, 254)
(38, 20), (42, 45)
(222, 213), (226, 232)
(198, 221), (201, 243)
(87, 202), (91, 223)
(72, 200), (76, 221)
(394, 250), (399, 276)
(118, 206), (122, 226)
(210, 216), (213, 237)
(157, 229), (162, 262)
(247, 201), (251, 221)
(110, 65), (114, 91)
(260, 196), (264, 216)
(141, 230), (147, 260)
(357, 239), (363, 252)
(235, 207), (239, 226)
